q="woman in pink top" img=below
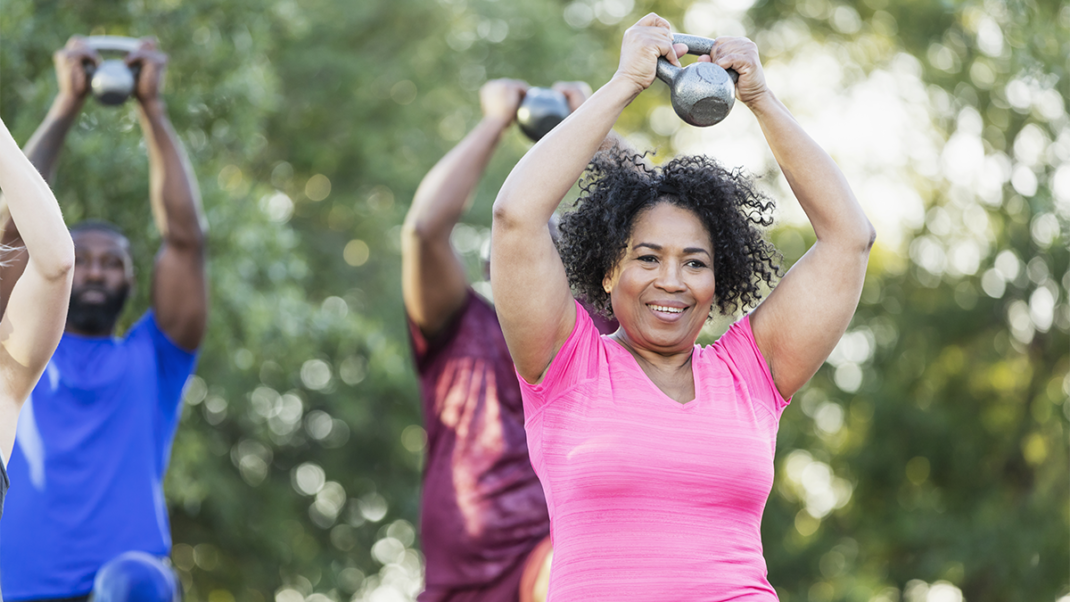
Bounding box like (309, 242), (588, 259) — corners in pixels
(489, 13), (875, 601)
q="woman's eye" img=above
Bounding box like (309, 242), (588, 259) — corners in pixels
(686, 260), (708, 269)
(638, 255), (658, 263)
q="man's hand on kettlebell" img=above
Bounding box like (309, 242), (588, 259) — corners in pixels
(53, 36), (99, 107)
(126, 37), (169, 104)
(551, 81), (592, 114)
(480, 79), (529, 128)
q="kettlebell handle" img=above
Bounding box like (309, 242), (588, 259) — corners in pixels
(83, 35), (143, 79)
(84, 36), (142, 54)
(656, 34), (739, 85)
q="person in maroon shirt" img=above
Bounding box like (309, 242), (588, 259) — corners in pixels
(401, 79), (615, 602)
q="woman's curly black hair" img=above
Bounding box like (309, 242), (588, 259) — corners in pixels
(557, 149), (782, 318)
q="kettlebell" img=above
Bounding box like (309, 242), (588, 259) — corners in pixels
(656, 34), (739, 127)
(516, 88), (571, 142)
(84, 36), (142, 106)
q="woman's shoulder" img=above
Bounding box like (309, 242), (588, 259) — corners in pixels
(696, 313), (790, 412)
(521, 300), (613, 395)
(696, 314), (753, 350)
(694, 314), (764, 374)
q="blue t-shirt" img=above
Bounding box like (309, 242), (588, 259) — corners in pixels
(0, 312), (197, 600)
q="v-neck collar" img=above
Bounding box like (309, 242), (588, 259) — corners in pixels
(604, 335), (702, 407)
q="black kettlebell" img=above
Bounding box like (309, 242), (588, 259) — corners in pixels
(84, 36), (142, 106)
(516, 88), (571, 142)
(656, 34), (739, 127)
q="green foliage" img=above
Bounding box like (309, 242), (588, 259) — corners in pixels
(743, 1), (1069, 600)
(1, 0), (1066, 600)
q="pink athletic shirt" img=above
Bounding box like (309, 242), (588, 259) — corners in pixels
(518, 301), (790, 601)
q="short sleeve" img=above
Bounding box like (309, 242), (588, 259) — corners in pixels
(714, 314), (791, 418)
(407, 290), (482, 373)
(407, 316), (433, 369)
(517, 300), (602, 415)
(127, 312), (199, 418)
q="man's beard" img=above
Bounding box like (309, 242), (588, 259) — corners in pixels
(67, 284), (129, 335)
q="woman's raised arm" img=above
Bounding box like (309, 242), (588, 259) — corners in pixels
(713, 38), (876, 399)
(491, 14), (685, 383)
(0, 117), (75, 460)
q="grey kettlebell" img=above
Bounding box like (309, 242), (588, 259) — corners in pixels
(516, 88), (571, 141)
(84, 36), (142, 106)
(656, 34), (739, 127)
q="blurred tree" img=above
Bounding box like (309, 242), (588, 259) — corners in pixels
(738, 0), (1069, 601)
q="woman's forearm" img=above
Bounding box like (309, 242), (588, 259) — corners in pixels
(0, 121), (75, 280)
(750, 92), (874, 249)
(493, 78), (637, 229)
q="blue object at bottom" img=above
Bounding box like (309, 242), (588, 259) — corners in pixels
(94, 551), (179, 602)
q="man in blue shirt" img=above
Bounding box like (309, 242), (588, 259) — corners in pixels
(0, 36), (206, 602)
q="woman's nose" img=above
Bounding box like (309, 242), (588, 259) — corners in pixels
(653, 263), (686, 292)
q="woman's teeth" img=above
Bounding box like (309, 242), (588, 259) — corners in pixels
(648, 304), (684, 314)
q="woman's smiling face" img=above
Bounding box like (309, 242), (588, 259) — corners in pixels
(603, 201), (717, 355)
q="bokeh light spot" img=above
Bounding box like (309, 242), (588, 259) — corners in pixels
(293, 462), (326, 496)
(905, 456), (930, 485)
(391, 80), (418, 105)
(301, 359), (332, 390)
(345, 239), (371, 266)
(305, 174), (332, 201)
(401, 425), (427, 452)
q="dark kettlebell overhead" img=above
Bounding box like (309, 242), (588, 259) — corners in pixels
(657, 34), (739, 127)
(516, 88), (571, 142)
(84, 36), (142, 106)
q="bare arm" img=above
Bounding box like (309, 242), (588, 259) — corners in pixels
(0, 117), (75, 460)
(553, 81), (639, 160)
(131, 40), (208, 352)
(402, 80), (526, 336)
(491, 15), (686, 383)
(0, 37), (96, 316)
(711, 39), (876, 398)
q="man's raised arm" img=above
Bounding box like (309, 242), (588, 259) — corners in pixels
(401, 79), (527, 336)
(131, 39), (208, 352)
